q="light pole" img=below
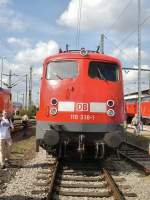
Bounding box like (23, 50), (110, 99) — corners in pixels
(137, 0), (141, 133)
(28, 66), (33, 109)
(25, 74), (28, 110)
(20, 93), (25, 108)
(0, 56), (6, 87)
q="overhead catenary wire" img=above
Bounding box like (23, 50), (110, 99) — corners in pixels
(104, 13), (150, 66)
(114, 14), (150, 49)
(102, 0), (150, 58)
(75, 0), (83, 49)
(107, 0), (133, 35)
(104, 35), (136, 66)
(99, 1), (134, 64)
(97, 0), (133, 55)
(76, 0), (82, 48)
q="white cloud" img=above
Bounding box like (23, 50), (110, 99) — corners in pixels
(15, 40), (59, 64)
(112, 46), (150, 94)
(0, 0), (10, 7)
(0, 1), (28, 31)
(123, 65), (138, 83)
(34, 67), (42, 76)
(113, 47), (150, 64)
(114, 46), (150, 93)
(113, 48), (137, 61)
(58, 0), (150, 32)
(123, 64), (150, 94)
(0, 14), (27, 31)
(7, 37), (31, 48)
(2, 40), (59, 104)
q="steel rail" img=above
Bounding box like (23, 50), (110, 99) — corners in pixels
(103, 168), (126, 200)
(46, 160), (59, 200)
(119, 142), (150, 174)
(46, 160), (128, 200)
(122, 141), (148, 153)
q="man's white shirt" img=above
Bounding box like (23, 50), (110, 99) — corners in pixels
(0, 118), (13, 139)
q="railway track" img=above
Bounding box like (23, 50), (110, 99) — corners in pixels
(12, 120), (36, 132)
(119, 141), (150, 174)
(30, 151), (139, 200)
(37, 159), (136, 200)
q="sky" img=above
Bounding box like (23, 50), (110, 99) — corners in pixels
(0, 0), (150, 105)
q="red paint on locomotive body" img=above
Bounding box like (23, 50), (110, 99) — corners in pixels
(37, 52), (124, 123)
(0, 88), (12, 113)
(36, 50), (125, 152)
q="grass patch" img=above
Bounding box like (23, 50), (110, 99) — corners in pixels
(10, 128), (36, 164)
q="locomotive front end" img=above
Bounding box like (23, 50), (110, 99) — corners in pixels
(36, 50), (125, 158)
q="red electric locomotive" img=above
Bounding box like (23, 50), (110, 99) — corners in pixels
(36, 48), (125, 158)
(0, 87), (12, 113)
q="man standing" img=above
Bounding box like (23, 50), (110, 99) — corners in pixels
(21, 114), (29, 137)
(131, 114), (138, 135)
(0, 111), (14, 169)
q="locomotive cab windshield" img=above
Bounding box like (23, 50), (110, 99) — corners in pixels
(89, 61), (119, 81)
(46, 61), (78, 80)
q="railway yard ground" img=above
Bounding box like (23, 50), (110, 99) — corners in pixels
(0, 124), (150, 200)
(126, 125), (150, 150)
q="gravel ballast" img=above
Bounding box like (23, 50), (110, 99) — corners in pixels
(0, 148), (49, 200)
(0, 149), (150, 199)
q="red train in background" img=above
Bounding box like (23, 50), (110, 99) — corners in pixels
(36, 48), (125, 158)
(0, 87), (13, 114)
(125, 96), (150, 124)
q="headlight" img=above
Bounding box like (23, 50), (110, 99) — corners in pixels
(107, 109), (115, 117)
(51, 98), (58, 106)
(50, 107), (58, 116)
(107, 100), (114, 107)
(80, 48), (88, 56)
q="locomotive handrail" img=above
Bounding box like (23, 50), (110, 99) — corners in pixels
(60, 49), (98, 53)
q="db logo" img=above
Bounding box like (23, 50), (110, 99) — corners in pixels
(76, 103), (89, 111)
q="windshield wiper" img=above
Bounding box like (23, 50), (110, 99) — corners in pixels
(53, 72), (63, 80)
(97, 67), (106, 80)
